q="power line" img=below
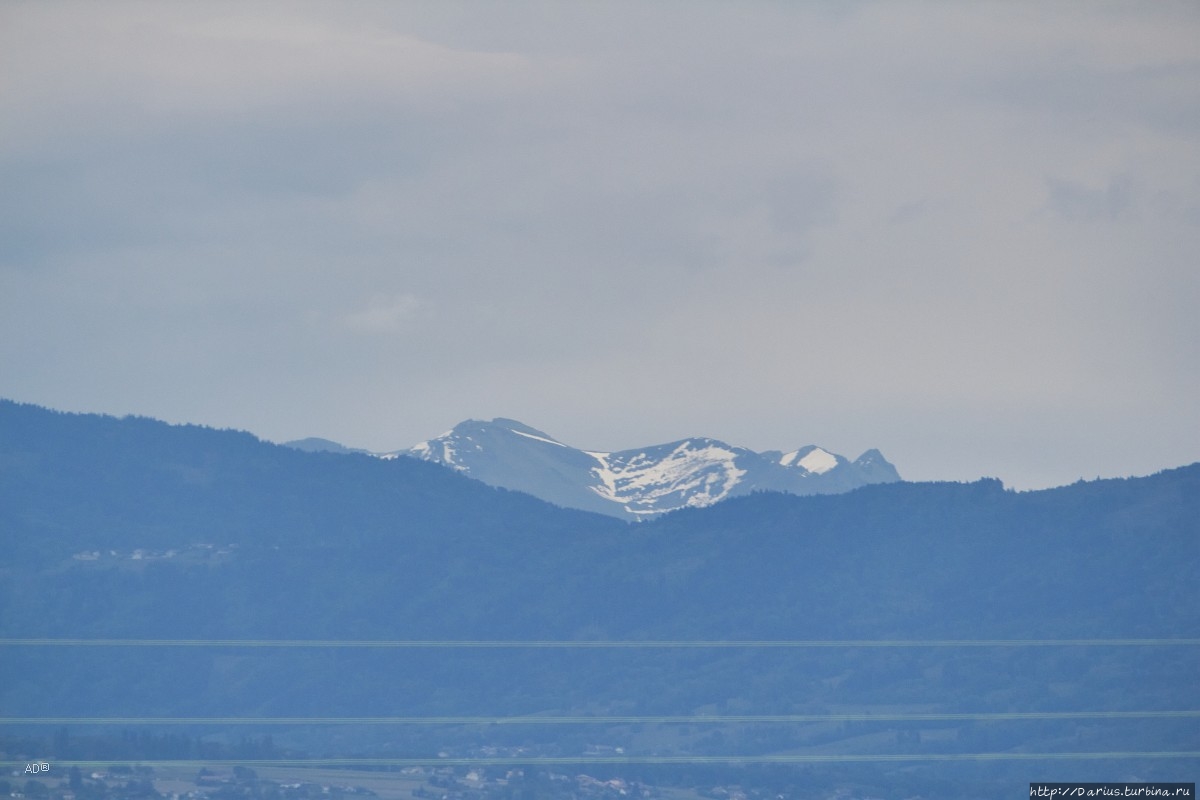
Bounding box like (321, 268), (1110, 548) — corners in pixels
(42, 753), (1200, 768)
(5, 711), (1199, 726)
(3, 638), (1198, 648)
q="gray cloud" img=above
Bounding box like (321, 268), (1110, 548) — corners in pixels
(1, 1), (1198, 489)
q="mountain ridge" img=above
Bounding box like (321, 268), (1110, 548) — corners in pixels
(350, 418), (901, 519)
(4, 399), (1199, 794)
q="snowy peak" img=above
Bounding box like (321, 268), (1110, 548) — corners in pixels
(405, 418), (568, 471)
(588, 438), (752, 517)
(393, 421), (900, 521)
(849, 448), (902, 483)
(778, 445), (843, 475)
(487, 418), (563, 443)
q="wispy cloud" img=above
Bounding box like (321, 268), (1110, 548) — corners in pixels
(343, 293), (427, 334)
(1, 2), (1197, 488)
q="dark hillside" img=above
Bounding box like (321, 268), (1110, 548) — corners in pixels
(2, 401), (1197, 796)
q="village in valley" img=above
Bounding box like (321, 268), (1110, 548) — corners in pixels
(2, 761), (778, 800)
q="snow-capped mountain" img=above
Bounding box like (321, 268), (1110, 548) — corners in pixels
(384, 419), (900, 520)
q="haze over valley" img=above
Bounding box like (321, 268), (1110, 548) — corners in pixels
(2, 2), (1198, 798)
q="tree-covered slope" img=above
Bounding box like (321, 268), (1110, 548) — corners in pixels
(1, 400), (1197, 793)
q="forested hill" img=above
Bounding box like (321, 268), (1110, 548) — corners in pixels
(0, 399), (624, 565)
(1, 398), (1197, 643)
(1, 399), (1198, 789)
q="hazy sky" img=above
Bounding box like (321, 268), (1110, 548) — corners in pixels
(2, 2), (1198, 489)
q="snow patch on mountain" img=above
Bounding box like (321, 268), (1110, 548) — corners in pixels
(779, 446), (840, 474)
(405, 436), (468, 471)
(589, 440), (748, 516)
(798, 447), (839, 475)
(511, 428), (569, 448)
(358, 418), (901, 520)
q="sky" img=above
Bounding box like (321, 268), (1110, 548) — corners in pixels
(2, 2), (1198, 490)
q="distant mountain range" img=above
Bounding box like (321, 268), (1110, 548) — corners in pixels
(289, 418), (900, 519)
(4, 399), (1198, 795)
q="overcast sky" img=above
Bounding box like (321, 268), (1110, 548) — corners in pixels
(2, 2), (1198, 489)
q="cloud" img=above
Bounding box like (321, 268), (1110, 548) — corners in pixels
(0, 4), (545, 121)
(343, 293), (426, 334)
(0, 2), (1197, 488)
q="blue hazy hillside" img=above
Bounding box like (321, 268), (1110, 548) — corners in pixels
(2, 400), (1198, 796)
